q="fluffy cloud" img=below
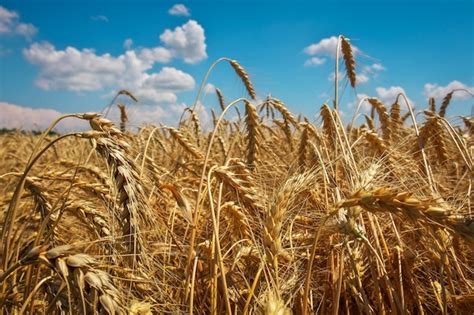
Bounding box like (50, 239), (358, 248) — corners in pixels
(23, 42), (195, 108)
(168, 4), (191, 17)
(0, 6), (37, 38)
(347, 86), (414, 115)
(375, 86), (414, 107)
(348, 93), (371, 113)
(304, 57), (326, 67)
(16, 19), (209, 129)
(143, 67), (194, 91)
(327, 71), (344, 82)
(24, 42), (195, 103)
(424, 80), (473, 100)
(0, 102), (89, 131)
(204, 83), (216, 95)
(24, 19), (206, 99)
(307, 36), (384, 84)
(304, 36), (360, 59)
(365, 63), (385, 72)
(23, 19), (209, 105)
(160, 20), (207, 64)
(0, 101), (204, 132)
(25, 42), (134, 91)
(138, 47), (173, 63)
(327, 63), (384, 85)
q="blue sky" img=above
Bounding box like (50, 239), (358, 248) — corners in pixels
(0, 0), (473, 130)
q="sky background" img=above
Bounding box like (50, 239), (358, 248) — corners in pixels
(0, 0), (473, 131)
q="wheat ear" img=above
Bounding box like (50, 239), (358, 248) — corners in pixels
(244, 101), (260, 169)
(229, 60), (257, 99)
(341, 36), (356, 88)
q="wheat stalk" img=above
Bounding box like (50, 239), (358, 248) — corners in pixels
(368, 98), (390, 141)
(229, 60), (257, 99)
(340, 36), (357, 88)
(215, 88), (226, 111)
(245, 101), (260, 169)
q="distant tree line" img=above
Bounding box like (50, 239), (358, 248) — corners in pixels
(0, 128), (59, 136)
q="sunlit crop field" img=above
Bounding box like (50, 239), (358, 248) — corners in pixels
(1, 37), (473, 314)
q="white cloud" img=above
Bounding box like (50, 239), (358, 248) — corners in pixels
(0, 102), (89, 131)
(21, 19), (208, 124)
(327, 71), (345, 82)
(25, 42), (132, 91)
(304, 36), (339, 57)
(24, 19), (208, 94)
(160, 20), (207, 64)
(368, 63), (385, 72)
(355, 63), (385, 84)
(0, 101), (202, 132)
(23, 42), (195, 104)
(423, 80), (473, 100)
(347, 87), (414, 115)
(123, 38), (133, 50)
(357, 73), (369, 84)
(168, 4), (191, 17)
(204, 83), (215, 94)
(362, 63), (385, 76)
(14, 22), (37, 37)
(306, 36), (384, 84)
(328, 63), (384, 85)
(24, 20), (207, 95)
(91, 15), (109, 22)
(304, 57), (326, 67)
(375, 86), (414, 107)
(326, 62), (384, 85)
(0, 6), (37, 38)
(304, 36), (360, 58)
(0, 6), (16, 33)
(143, 67), (194, 91)
(348, 93), (371, 113)
(117, 101), (210, 129)
(138, 46), (173, 64)
(110, 104), (168, 127)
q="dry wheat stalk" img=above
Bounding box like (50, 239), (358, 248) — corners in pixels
(117, 104), (128, 132)
(245, 101), (260, 169)
(364, 114), (375, 131)
(364, 129), (388, 155)
(340, 36), (356, 88)
(368, 98), (390, 141)
(274, 119), (293, 152)
(229, 60), (257, 99)
(215, 88), (226, 111)
(189, 109), (202, 145)
(439, 91), (454, 117)
(221, 201), (250, 239)
(269, 97), (299, 128)
(389, 101), (401, 141)
(48, 246), (123, 313)
(461, 116), (473, 135)
(320, 103), (336, 149)
(168, 127), (204, 160)
(2, 45), (474, 314)
(117, 89), (138, 103)
(338, 188), (473, 241)
(80, 115), (149, 258)
(298, 123), (309, 168)
(428, 97), (436, 113)
(213, 161), (264, 212)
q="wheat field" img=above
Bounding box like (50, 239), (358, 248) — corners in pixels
(0, 36), (473, 314)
